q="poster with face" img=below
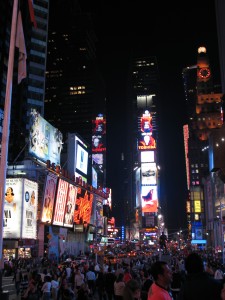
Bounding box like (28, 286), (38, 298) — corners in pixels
(63, 184), (77, 228)
(21, 179), (38, 239)
(41, 173), (58, 223)
(3, 178), (23, 238)
(52, 179), (69, 226)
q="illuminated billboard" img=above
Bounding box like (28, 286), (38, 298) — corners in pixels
(4, 178), (23, 238)
(140, 151), (155, 163)
(74, 187), (94, 225)
(52, 179), (69, 226)
(141, 185), (158, 213)
(41, 173), (58, 223)
(96, 199), (104, 228)
(29, 109), (63, 165)
(92, 167), (98, 189)
(141, 163), (157, 185)
(92, 135), (106, 152)
(63, 184), (77, 228)
(75, 141), (88, 175)
(92, 117), (106, 135)
(67, 134), (89, 181)
(138, 110), (156, 150)
(3, 178), (38, 239)
(22, 179), (38, 239)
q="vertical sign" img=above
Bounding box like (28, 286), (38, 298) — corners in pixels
(3, 178), (23, 238)
(41, 173), (58, 223)
(21, 179), (38, 239)
(52, 179), (69, 226)
(63, 184), (77, 228)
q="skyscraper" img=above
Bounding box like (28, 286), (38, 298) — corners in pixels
(0, 0), (49, 162)
(122, 55), (161, 240)
(45, 1), (106, 150)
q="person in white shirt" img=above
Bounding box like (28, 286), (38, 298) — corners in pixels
(74, 269), (85, 290)
(66, 264), (72, 280)
(114, 273), (125, 299)
(51, 274), (59, 300)
(41, 276), (52, 300)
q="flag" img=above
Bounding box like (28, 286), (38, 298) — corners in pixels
(15, 10), (27, 84)
(28, 0), (37, 28)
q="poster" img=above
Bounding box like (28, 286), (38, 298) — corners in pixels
(41, 173), (58, 223)
(21, 179), (38, 239)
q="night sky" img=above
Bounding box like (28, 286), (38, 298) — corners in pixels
(81, 0), (220, 233)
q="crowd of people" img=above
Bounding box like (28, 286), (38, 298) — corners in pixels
(5, 249), (225, 299)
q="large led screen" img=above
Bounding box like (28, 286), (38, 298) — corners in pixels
(3, 178), (23, 238)
(63, 184), (77, 228)
(140, 151), (155, 163)
(74, 188), (94, 225)
(52, 179), (69, 226)
(92, 153), (103, 173)
(41, 173), (58, 223)
(92, 167), (98, 189)
(92, 135), (106, 152)
(29, 109), (63, 165)
(141, 163), (157, 185)
(21, 179), (38, 239)
(141, 185), (158, 213)
(92, 116), (106, 135)
(75, 141), (88, 175)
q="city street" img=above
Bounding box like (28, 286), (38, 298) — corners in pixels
(2, 275), (16, 300)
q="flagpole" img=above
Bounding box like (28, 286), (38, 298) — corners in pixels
(0, 0), (18, 293)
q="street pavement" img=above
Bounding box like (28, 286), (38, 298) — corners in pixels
(2, 275), (17, 300)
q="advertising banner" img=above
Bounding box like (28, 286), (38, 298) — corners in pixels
(76, 142), (88, 175)
(140, 151), (155, 163)
(74, 187), (94, 225)
(52, 179), (69, 226)
(141, 185), (158, 213)
(41, 173), (58, 223)
(141, 162), (157, 185)
(21, 179), (38, 239)
(96, 199), (103, 228)
(3, 178), (23, 238)
(29, 109), (63, 165)
(63, 184), (77, 228)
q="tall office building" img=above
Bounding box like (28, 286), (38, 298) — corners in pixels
(183, 47), (223, 242)
(45, 1), (106, 158)
(123, 56), (161, 241)
(0, 0), (49, 162)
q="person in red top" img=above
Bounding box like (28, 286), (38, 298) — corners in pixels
(148, 261), (173, 300)
(123, 268), (132, 284)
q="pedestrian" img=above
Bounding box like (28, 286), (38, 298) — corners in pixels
(114, 273), (125, 300)
(214, 263), (224, 280)
(177, 252), (223, 300)
(41, 275), (52, 300)
(51, 273), (59, 300)
(13, 267), (22, 296)
(20, 274), (29, 300)
(141, 271), (153, 300)
(85, 266), (96, 296)
(104, 266), (116, 300)
(74, 268), (85, 293)
(96, 267), (107, 300)
(76, 282), (90, 300)
(123, 279), (141, 300)
(148, 260), (173, 300)
(123, 268), (132, 283)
